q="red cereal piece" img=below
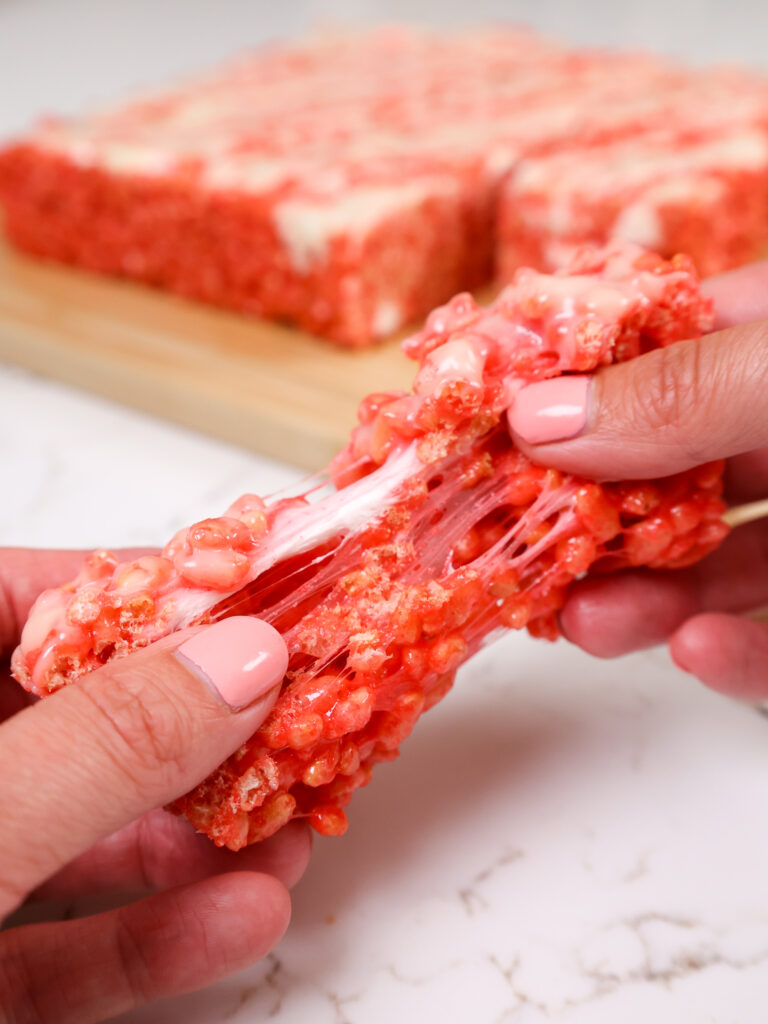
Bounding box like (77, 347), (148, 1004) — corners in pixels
(12, 242), (729, 849)
(2, 28), (768, 344)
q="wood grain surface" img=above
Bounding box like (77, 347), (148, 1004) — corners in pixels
(0, 241), (417, 470)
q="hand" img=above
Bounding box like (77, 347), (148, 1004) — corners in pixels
(507, 261), (768, 700)
(0, 548), (311, 1023)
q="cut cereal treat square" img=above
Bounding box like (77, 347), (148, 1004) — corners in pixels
(2, 26), (768, 344)
(497, 127), (768, 281)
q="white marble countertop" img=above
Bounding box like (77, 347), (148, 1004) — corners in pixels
(4, 362), (768, 1023)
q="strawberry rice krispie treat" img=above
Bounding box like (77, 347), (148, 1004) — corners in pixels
(12, 242), (729, 848)
(2, 27), (768, 343)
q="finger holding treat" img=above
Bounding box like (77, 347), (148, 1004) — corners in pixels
(507, 259), (768, 696)
(0, 552), (311, 1023)
(10, 242), (732, 858)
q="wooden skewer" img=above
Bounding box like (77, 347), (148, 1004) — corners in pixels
(722, 498), (768, 528)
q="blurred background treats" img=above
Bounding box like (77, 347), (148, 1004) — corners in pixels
(2, 0), (768, 468)
(1, 0), (768, 139)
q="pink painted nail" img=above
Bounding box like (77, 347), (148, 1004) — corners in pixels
(508, 376), (590, 445)
(174, 617), (288, 711)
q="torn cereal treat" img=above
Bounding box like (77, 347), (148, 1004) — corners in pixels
(12, 242), (728, 848)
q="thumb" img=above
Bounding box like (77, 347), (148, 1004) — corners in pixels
(507, 322), (768, 480)
(0, 616), (287, 911)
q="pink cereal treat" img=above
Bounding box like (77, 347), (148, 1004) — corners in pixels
(12, 241), (729, 849)
(1, 27), (768, 344)
(497, 127), (768, 280)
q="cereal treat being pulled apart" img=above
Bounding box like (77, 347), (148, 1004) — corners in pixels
(13, 243), (729, 849)
(2, 26), (768, 344)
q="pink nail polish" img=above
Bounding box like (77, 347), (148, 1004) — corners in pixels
(508, 376), (590, 445)
(174, 617), (288, 711)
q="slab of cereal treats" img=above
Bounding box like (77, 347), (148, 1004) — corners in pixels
(1, 27), (768, 344)
(497, 126), (768, 280)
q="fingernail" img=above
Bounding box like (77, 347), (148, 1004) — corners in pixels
(508, 376), (590, 445)
(174, 616), (288, 711)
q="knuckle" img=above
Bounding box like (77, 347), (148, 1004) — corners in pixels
(0, 932), (45, 1024)
(113, 912), (152, 1004)
(633, 343), (691, 426)
(619, 326), (768, 467)
(132, 814), (159, 891)
(76, 669), (193, 795)
(113, 896), (214, 999)
(132, 813), (181, 890)
(623, 341), (712, 466)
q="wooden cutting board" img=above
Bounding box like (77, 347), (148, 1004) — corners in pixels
(0, 240), (417, 471)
